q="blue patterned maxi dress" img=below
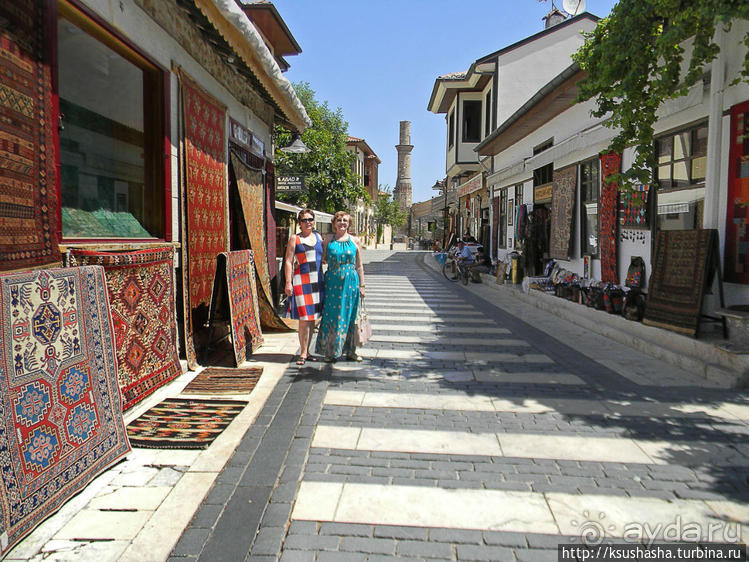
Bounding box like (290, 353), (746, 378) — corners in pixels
(315, 237), (360, 358)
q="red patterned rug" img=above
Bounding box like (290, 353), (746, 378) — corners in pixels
(600, 152), (621, 282)
(181, 71), (228, 366)
(643, 229), (717, 336)
(181, 366), (263, 395)
(220, 250), (263, 365)
(127, 398), (246, 449)
(549, 165), (576, 260)
(619, 184), (649, 228)
(0, 1), (60, 271)
(0, 266), (130, 556)
(68, 247), (182, 410)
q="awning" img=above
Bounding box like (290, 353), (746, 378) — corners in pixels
(275, 201), (334, 222)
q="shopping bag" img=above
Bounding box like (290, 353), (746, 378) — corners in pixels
(355, 298), (372, 347)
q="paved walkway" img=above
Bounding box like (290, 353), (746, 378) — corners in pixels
(172, 251), (749, 561)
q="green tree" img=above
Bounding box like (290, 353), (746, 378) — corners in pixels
(275, 82), (367, 213)
(374, 187), (407, 243)
(573, 0), (749, 186)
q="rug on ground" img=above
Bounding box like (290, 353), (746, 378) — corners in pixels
(0, 266), (130, 556)
(68, 247), (182, 410)
(181, 366), (263, 395)
(127, 398), (247, 449)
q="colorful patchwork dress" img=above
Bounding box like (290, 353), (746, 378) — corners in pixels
(287, 232), (324, 321)
(315, 237), (360, 358)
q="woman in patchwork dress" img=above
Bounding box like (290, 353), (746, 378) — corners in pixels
(315, 211), (366, 362)
(284, 209), (324, 365)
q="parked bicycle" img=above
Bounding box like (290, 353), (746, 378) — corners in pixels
(442, 255), (470, 285)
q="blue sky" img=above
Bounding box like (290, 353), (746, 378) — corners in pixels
(272, 0), (619, 203)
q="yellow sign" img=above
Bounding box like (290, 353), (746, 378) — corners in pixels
(535, 183), (552, 204)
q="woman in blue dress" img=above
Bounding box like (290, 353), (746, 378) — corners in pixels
(315, 211), (366, 361)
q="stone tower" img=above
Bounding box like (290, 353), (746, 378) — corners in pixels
(394, 121), (413, 212)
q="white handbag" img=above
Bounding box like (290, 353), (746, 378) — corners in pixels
(355, 298), (372, 347)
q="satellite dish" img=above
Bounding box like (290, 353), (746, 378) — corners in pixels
(562, 0), (586, 15)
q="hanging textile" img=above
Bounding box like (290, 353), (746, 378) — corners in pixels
(230, 152), (293, 331)
(600, 152), (621, 283)
(265, 160), (277, 279)
(179, 71), (228, 366)
(549, 165), (576, 260)
(0, 0), (60, 271)
(492, 196), (499, 257)
(0, 266), (130, 556)
(619, 184), (650, 228)
(68, 247), (182, 410)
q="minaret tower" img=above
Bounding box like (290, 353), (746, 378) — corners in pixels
(394, 121), (413, 212)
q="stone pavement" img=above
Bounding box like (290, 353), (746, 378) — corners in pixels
(170, 250), (748, 561)
(8, 250), (749, 561)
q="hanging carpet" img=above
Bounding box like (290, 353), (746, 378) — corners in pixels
(600, 152), (621, 282)
(229, 152), (293, 332)
(549, 165), (576, 260)
(126, 398), (246, 449)
(619, 184), (649, 228)
(68, 247), (182, 410)
(0, 1), (60, 272)
(643, 229), (719, 337)
(0, 266), (130, 556)
(210, 250), (263, 366)
(265, 160), (278, 280)
(179, 71), (228, 367)
(181, 366), (263, 395)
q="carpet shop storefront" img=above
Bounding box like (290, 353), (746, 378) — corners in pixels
(0, 0), (309, 555)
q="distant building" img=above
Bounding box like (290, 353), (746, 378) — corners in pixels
(346, 136), (381, 247)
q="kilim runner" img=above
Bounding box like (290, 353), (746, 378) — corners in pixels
(230, 152), (293, 332)
(0, 0), (60, 271)
(600, 152), (621, 283)
(549, 165), (576, 260)
(68, 247), (182, 410)
(127, 398), (246, 449)
(181, 366), (263, 395)
(180, 70), (228, 367)
(0, 266), (130, 556)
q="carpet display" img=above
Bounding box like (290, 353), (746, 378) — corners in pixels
(181, 71), (228, 365)
(643, 229), (718, 336)
(725, 102), (749, 283)
(0, 266), (130, 556)
(220, 250), (263, 365)
(68, 247), (182, 410)
(549, 165), (576, 260)
(181, 366), (263, 395)
(126, 398), (246, 449)
(600, 152), (621, 283)
(492, 196), (499, 251)
(0, 1), (60, 271)
(230, 152), (293, 332)
(619, 184), (649, 228)
(265, 160), (277, 280)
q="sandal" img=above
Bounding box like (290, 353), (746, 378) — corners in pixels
(295, 356), (307, 365)
(346, 354), (363, 362)
(322, 356), (335, 363)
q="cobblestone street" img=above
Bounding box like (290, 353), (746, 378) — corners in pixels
(172, 250), (749, 561)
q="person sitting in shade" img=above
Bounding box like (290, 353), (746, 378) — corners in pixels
(468, 246), (492, 282)
(455, 239), (475, 264)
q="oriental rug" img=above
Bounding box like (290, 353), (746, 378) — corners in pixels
(549, 165), (576, 260)
(230, 152), (293, 332)
(0, 266), (130, 556)
(265, 160), (278, 280)
(643, 229), (718, 337)
(619, 184), (649, 228)
(68, 247), (182, 410)
(215, 250), (263, 365)
(492, 196), (499, 252)
(126, 398), (246, 449)
(181, 366), (263, 395)
(180, 71), (228, 367)
(0, 1), (60, 271)
(600, 152), (621, 283)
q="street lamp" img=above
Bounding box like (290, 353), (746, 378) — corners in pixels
(280, 132), (310, 154)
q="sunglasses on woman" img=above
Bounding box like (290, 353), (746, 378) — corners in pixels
(300, 218), (314, 223)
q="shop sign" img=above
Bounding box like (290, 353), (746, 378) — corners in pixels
(534, 183), (552, 204)
(251, 135), (265, 157)
(457, 173), (483, 198)
(277, 175), (305, 192)
(229, 118), (252, 151)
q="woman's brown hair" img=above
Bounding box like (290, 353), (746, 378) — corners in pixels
(297, 209), (314, 222)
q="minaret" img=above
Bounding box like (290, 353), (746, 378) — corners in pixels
(394, 121), (413, 212)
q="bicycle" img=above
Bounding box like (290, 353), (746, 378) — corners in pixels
(442, 256), (470, 285)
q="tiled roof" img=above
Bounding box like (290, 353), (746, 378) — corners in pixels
(347, 136), (363, 142)
(438, 71), (468, 80)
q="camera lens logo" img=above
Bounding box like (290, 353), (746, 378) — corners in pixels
(571, 511), (616, 545)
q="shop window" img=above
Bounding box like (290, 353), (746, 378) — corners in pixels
(516, 184), (524, 205)
(448, 111), (455, 148)
(484, 90), (492, 138)
(655, 122), (708, 190)
(58, 3), (165, 239)
(498, 189), (507, 248)
(579, 158), (600, 256)
(534, 163), (553, 186)
(533, 138), (553, 155)
(462, 100), (481, 143)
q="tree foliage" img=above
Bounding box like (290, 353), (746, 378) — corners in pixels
(373, 187), (407, 242)
(275, 82), (367, 213)
(573, 0), (749, 185)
